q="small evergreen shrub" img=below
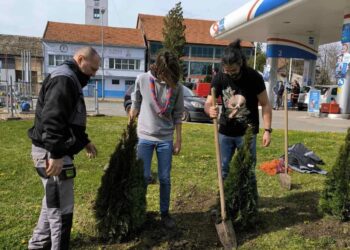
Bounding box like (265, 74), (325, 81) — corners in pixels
(319, 128), (350, 221)
(94, 121), (146, 242)
(223, 127), (258, 229)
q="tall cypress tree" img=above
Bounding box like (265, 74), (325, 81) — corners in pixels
(94, 120), (146, 242)
(319, 128), (350, 221)
(162, 2), (186, 59)
(223, 127), (258, 229)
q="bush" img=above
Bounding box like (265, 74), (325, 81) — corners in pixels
(94, 120), (146, 242)
(223, 127), (258, 229)
(319, 128), (350, 221)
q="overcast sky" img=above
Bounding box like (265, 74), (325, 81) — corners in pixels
(0, 0), (247, 37)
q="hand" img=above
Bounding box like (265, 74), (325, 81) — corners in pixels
(262, 131), (271, 147)
(129, 108), (138, 122)
(85, 142), (98, 158)
(208, 105), (219, 119)
(173, 140), (181, 155)
(46, 158), (63, 176)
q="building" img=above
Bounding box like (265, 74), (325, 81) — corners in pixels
(85, 0), (108, 26)
(42, 21), (146, 98)
(0, 34), (43, 95)
(136, 14), (254, 82)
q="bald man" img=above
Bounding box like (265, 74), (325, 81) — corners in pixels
(28, 47), (100, 250)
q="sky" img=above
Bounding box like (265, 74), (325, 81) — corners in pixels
(0, 0), (247, 37)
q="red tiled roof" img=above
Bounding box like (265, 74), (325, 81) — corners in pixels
(137, 14), (253, 47)
(43, 21), (145, 48)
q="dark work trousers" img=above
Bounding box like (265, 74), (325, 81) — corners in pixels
(28, 145), (74, 250)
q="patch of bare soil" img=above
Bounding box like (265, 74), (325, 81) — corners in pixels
(108, 186), (222, 250)
(297, 218), (350, 248)
(122, 186), (220, 249)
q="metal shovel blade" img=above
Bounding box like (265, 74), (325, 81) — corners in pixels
(215, 219), (237, 250)
(279, 173), (291, 190)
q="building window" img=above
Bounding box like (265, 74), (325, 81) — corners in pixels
(182, 61), (189, 76)
(215, 48), (223, 59)
(109, 58), (141, 70)
(214, 63), (221, 72)
(48, 54), (72, 66)
(150, 42), (163, 55)
(112, 79), (120, 85)
(191, 46), (214, 58)
(184, 46), (190, 56)
(49, 55), (54, 66)
(109, 58), (114, 69)
(125, 80), (135, 85)
(93, 8), (100, 19)
(189, 62), (213, 75)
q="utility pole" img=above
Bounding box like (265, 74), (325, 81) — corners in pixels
(253, 42), (257, 70)
(101, 8), (105, 100)
(9, 76), (14, 118)
(95, 80), (99, 115)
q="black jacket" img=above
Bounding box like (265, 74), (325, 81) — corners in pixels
(28, 60), (91, 158)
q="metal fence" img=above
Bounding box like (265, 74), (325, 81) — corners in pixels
(0, 77), (100, 118)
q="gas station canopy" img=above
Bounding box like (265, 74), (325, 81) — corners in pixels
(210, 0), (350, 45)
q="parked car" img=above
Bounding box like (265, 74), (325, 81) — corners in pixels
(297, 85), (338, 111)
(182, 84), (211, 122)
(182, 81), (195, 90)
(123, 84), (211, 122)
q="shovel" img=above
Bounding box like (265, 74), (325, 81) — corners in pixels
(278, 74), (291, 190)
(211, 88), (237, 250)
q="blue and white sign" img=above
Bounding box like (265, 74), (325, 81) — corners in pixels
(342, 23), (350, 43)
(218, 18), (225, 32)
(308, 89), (321, 113)
(338, 78), (345, 87)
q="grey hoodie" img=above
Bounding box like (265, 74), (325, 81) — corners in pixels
(131, 71), (184, 141)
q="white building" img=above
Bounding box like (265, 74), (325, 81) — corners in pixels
(42, 21), (146, 98)
(85, 0), (108, 26)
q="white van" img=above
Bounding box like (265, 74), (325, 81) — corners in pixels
(297, 85), (338, 110)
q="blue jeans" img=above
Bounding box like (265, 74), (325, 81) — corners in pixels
(137, 139), (173, 215)
(219, 133), (257, 179)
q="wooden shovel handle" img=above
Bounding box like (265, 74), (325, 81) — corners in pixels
(211, 88), (227, 221)
(284, 85), (288, 174)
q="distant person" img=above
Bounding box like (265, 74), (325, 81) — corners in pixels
(276, 81), (284, 110)
(330, 97), (337, 104)
(28, 47), (100, 250)
(291, 80), (300, 108)
(273, 81), (284, 110)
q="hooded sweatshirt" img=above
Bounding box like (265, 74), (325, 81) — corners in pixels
(131, 71), (184, 141)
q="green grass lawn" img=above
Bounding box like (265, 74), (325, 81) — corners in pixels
(1, 117), (349, 249)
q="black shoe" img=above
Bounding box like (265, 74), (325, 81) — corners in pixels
(148, 176), (156, 184)
(161, 213), (176, 229)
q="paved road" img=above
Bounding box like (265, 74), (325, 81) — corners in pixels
(85, 98), (126, 117)
(263, 109), (350, 133)
(3, 97), (347, 133)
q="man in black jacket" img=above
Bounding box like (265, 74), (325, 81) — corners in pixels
(28, 47), (100, 250)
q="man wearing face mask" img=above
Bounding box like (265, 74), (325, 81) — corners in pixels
(28, 47), (100, 250)
(204, 39), (272, 180)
